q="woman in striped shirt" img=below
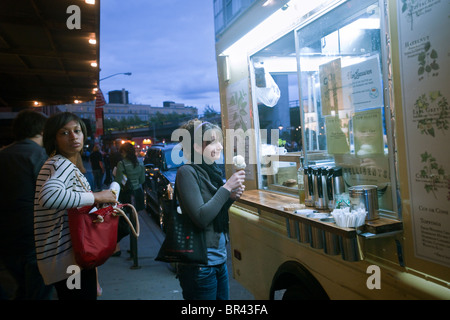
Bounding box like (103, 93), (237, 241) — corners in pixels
(34, 112), (117, 300)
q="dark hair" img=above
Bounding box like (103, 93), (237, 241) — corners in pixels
(43, 112), (87, 156)
(119, 142), (138, 167)
(12, 109), (47, 141)
(179, 118), (222, 163)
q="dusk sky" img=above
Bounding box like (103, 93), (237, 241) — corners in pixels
(99, 0), (220, 115)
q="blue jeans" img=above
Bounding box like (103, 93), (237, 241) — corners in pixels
(178, 263), (229, 300)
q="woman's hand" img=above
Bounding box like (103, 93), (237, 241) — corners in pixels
(93, 190), (118, 205)
(230, 185), (245, 200)
(223, 170), (245, 192)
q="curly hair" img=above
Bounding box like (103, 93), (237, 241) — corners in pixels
(43, 112), (87, 156)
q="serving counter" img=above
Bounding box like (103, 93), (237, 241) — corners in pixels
(236, 189), (403, 261)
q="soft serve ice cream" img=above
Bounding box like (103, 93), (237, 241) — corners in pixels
(233, 155), (246, 171)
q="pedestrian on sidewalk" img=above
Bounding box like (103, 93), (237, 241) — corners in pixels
(174, 119), (245, 300)
(89, 144), (104, 191)
(113, 142), (145, 255)
(103, 147), (112, 186)
(0, 109), (52, 300)
(34, 112), (117, 300)
(109, 146), (122, 178)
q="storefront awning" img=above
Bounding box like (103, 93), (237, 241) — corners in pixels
(0, 0), (100, 109)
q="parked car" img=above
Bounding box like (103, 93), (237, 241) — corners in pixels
(143, 143), (185, 230)
(143, 142), (225, 231)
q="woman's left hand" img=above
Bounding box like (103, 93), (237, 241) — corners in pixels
(230, 185), (245, 200)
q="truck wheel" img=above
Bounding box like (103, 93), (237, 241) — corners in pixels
(282, 285), (310, 300)
(270, 261), (329, 300)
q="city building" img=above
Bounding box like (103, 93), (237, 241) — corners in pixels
(59, 89), (198, 123)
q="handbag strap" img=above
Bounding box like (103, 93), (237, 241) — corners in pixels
(74, 170), (140, 238)
(113, 204), (140, 237)
(75, 171), (90, 192)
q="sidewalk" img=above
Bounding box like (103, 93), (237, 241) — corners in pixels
(82, 159), (254, 300)
(96, 210), (184, 300)
(97, 209), (255, 300)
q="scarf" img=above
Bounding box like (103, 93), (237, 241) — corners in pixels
(196, 161), (229, 234)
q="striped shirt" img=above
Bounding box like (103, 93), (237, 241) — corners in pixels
(34, 155), (95, 285)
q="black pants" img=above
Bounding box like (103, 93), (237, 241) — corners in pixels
(0, 252), (53, 300)
(53, 268), (97, 300)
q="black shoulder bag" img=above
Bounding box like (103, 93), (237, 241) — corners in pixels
(118, 161), (133, 240)
(155, 165), (207, 264)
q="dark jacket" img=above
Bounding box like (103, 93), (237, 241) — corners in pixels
(175, 164), (233, 248)
(0, 139), (47, 255)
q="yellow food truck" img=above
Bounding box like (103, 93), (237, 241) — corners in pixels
(213, 0), (449, 299)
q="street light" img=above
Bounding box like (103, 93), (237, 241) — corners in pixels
(100, 72), (132, 81)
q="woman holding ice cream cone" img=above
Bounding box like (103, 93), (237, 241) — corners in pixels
(174, 119), (245, 300)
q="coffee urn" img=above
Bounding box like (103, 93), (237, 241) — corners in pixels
(313, 167), (327, 209)
(326, 167), (345, 209)
(304, 166), (314, 207)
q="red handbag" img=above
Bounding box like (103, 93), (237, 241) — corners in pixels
(68, 203), (139, 269)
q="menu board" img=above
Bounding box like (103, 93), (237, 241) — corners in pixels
(353, 108), (384, 157)
(398, 0), (450, 267)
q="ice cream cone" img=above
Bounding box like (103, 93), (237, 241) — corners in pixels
(233, 155), (246, 171)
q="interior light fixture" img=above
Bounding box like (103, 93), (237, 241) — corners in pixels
(88, 38), (97, 45)
(74, 100), (81, 104)
(221, 0), (329, 58)
(90, 62), (98, 67)
(85, 0), (95, 4)
(33, 101), (40, 106)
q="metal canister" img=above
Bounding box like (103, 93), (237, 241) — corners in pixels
(326, 167), (345, 209)
(304, 166), (314, 207)
(348, 185), (379, 221)
(313, 167), (327, 209)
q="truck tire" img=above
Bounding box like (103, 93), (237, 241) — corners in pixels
(282, 285), (311, 300)
(270, 261), (329, 300)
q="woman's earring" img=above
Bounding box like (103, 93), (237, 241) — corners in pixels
(50, 150), (56, 157)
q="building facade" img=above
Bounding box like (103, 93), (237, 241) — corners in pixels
(59, 90), (198, 123)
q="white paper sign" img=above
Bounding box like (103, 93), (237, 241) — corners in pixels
(341, 55), (383, 111)
(398, 0), (450, 267)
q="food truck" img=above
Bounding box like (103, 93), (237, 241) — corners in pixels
(214, 0), (449, 299)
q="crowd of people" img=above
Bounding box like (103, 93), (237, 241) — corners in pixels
(0, 110), (245, 301)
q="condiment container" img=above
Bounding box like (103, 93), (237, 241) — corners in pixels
(348, 185), (379, 221)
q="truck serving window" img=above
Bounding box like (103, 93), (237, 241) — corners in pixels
(251, 0), (397, 217)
